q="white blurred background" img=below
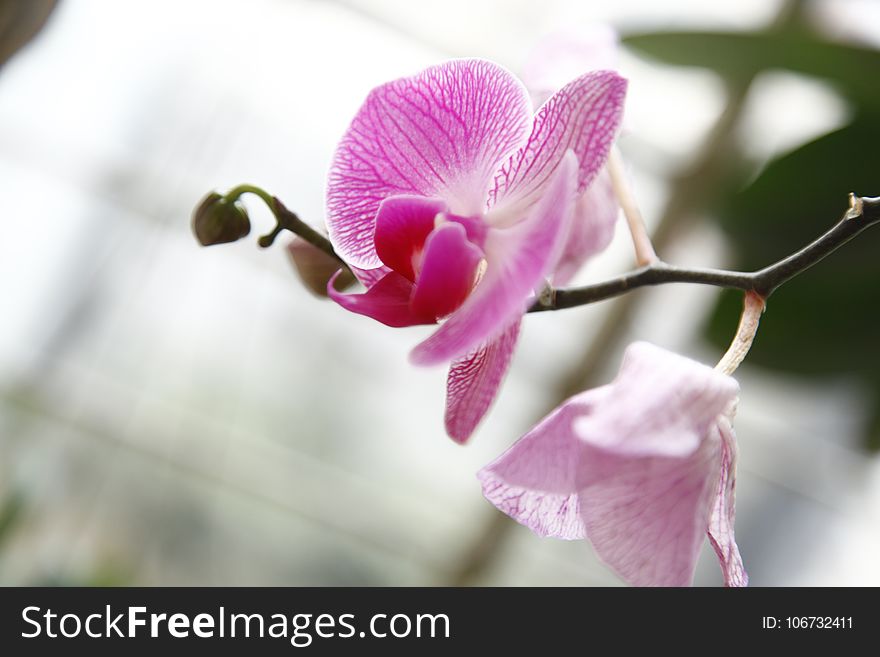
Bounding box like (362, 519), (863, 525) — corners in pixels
(1, 0), (879, 586)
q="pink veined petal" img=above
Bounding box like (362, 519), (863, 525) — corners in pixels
(411, 222), (484, 320)
(478, 387), (612, 540)
(327, 59), (532, 269)
(707, 412), (749, 587)
(552, 166), (618, 286)
(409, 151), (578, 366)
(490, 70), (627, 217)
(374, 195), (448, 282)
(349, 263), (391, 289)
(445, 319), (521, 444)
(576, 429), (722, 587)
(573, 342), (740, 458)
(326, 270), (432, 328)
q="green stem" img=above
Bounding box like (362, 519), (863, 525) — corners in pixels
(224, 185), (347, 267)
(225, 183), (275, 208)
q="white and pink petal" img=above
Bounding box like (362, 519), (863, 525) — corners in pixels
(575, 430), (722, 587)
(707, 413), (748, 587)
(445, 320), (520, 444)
(490, 70), (627, 218)
(478, 389), (611, 540)
(573, 342), (740, 459)
(552, 166), (618, 286)
(327, 59), (532, 269)
(480, 341), (747, 588)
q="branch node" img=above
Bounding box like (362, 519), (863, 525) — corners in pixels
(537, 283), (555, 309)
(846, 192), (863, 220)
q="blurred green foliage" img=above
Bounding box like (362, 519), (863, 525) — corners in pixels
(624, 25), (880, 449)
(0, 491), (25, 551)
(624, 30), (880, 109)
(0, 488), (133, 585)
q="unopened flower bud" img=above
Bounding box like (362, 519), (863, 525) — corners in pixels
(286, 237), (355, 297)
(191, 192), (251, 246)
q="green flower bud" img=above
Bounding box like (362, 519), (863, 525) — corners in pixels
(191, 192), (251, 246)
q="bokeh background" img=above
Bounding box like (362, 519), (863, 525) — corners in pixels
(1, 0), (879, 586)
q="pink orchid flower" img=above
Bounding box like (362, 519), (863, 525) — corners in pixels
(325, 59), (627, 442)
(478, 341), (748, 587)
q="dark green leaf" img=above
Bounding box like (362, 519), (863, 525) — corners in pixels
(622, 31), (880, 109)
(705, 116), (880, 448)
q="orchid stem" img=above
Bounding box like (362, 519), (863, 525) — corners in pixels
(530, 194), (880, 313)
(715, 291), (765, 375)
(204, 189), (879, 313)
(225, 183), (275, 208)
(223, 184), (347, 266)
(608, 146), (658, 266)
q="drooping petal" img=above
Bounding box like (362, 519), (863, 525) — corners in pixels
(552, 166), (618, 286)
(327, 59), (532, 269)
(411, 222), (483, 320)
(478, 388), (611, 539)
(521, 26), (619, 108)
(410, 151), (577, 366)
(575, 431), (722, 587)
(707, 412), (749, 587)
(374, 195), (448, 281)
(327, 270), (432, 328)
(490, 70), (626, 218)
(570, 342), (739, 586)
(480, 341), (743, 587)
(573, 342), (740, 458)
(445, 319), (520, 444)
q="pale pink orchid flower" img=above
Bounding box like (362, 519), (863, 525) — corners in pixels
(325, 59), (627, 442)
(478, 341), (748, 587)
